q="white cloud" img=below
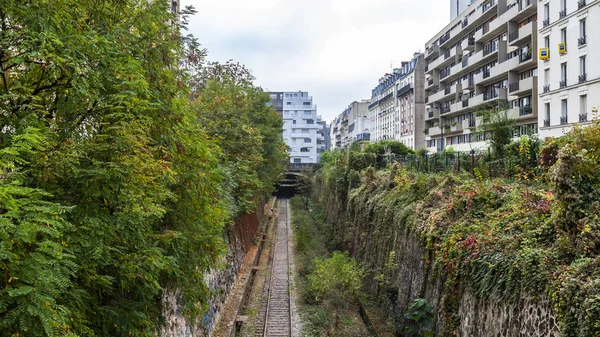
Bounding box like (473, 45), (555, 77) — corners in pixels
(182, 0), (450, 122)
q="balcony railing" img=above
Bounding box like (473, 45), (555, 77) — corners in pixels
(441, 106), (451, 114)
(579, 113), (588, 122)
(560, 80), (567, 88)
(544, 119), (550, 127)
(440, 33), (450, 45)
(578, 0), (586, 9)
(509, 82), (519, 92)
(519, 105), (533, 116)
(559, 9), (567, 19)
(560, 116), (568, 125)
(519, 0), (532, 10)
(579, 73), (587, 83)
(484, 90), (498, 100)
(509, 31), (519, 42)
(462, 18), (469, 28)
(483, 0), (496, 13)
(579, 36), (587, 46)
(543, 85), (550, 93)
(520, 50), (532, 63)
(543, 19), (550, 27)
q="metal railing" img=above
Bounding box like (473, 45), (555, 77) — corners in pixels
(579, 36), (587, 46)
(543, 19), (550, 27)
(578, 0), (586, 9)
(519, 105), (533, 116)
(559, 9), (567, 19)
(560, 116), (568, 125)
(579, 113), (588, 122)
(543, 85), (550, 93)
(559, 80), (567, 88)
(579, 73), (587, 83)
(544, 119), (550, 127)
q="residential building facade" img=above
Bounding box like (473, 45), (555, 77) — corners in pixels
(452, 0), (478, 20)
(424, 0), (538, 153)
(268, 91), (326, 164)
(368, 53), (426, 149)
(538, 0), (600, 138)
(331, 100), (371, 149)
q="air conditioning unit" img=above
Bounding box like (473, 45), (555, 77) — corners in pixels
(539, 48), (549, 60)
(558, 43), (567, 54)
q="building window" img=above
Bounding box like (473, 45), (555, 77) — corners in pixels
(561, 0), (566, 11)
(306, 119), (314, 124)
(545, 103), (551, 124)
(292, 120), (296, 124)
(304, 138), (312, 143)
(544, 4), (550, 21)
(561, 99), (568, 123)
(561, 63), (567, 84)
(544, 36), (550, 48)
(580, 19), (586, 37)
(303, 102), (311, 106)
(560, 28), (567, 44)
(581, 95), (587, 115)
(580, 56), (586, 76)
(286, 102), (291, 105)
(302, 129), (309, 133)
(300, 147), (310, 153)
(293, 158), (301, 163)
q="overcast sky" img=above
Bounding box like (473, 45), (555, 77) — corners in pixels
(182, 0), (450, 122)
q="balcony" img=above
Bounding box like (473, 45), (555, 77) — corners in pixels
(509, 22), (534, 47)
(482, 87), (507, 104)
(578, 0), (586, 9)
(426, 108), (440, 121)
(483, 43), (498, 57)
(469, 93), (484, 107)
(559, 9), (567, 19)
(440, 68), (451, 80)
(512, 76), (535, 95)
(560, 116), (568, 125)
(426, 44), (440, 59)
(579, 113), (588, 122)
(519, 105), (533, 116)
(519, 0), (533, 11)
(439, 32), (450, 46)
(429, 126), (442, 137)
(543, 85), (550, 93)
(543, 119), (550, 127)
(355, 133), (370, 142)
(559, 80), (567, 89)
(509, 82), (519, 93)
(440, 106), (451, 114)
(579, 36), (587, 46)
(579, 74), (587, 83)
(462, 37), (475, 51)
(449, 122), (463, 133)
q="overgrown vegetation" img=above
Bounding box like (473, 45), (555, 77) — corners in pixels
(312, 121), (600, 336)
(290, 197), (368, 337)
(0, 2), (287, 336)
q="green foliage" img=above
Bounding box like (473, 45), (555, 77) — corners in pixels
(0, 1), (287, 336)
(404, 299), (435, 337)
(476, 103), (518, 159)
(308, 252), (363, 303)
(311, 121), (600, 337)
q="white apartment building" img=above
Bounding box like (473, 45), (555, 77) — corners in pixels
(368, 53), (426, 149)
(538, 0), (600, 138)
(452, 0), (478, 19)
(424, 0), (538, 153)
(331, 100), (371, 150)
(268, 91), (326, 164)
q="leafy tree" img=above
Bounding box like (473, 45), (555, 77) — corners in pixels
(475, 103), (517, 159)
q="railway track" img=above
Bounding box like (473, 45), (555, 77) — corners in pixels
(256, 198), (292, 337)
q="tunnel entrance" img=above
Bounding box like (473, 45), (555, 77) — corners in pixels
(274, 165), (313, 198)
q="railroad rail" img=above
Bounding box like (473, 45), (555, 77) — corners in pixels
(259, 198), (292, 337)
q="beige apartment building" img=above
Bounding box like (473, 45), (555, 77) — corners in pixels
(424, 0), (538, 152)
